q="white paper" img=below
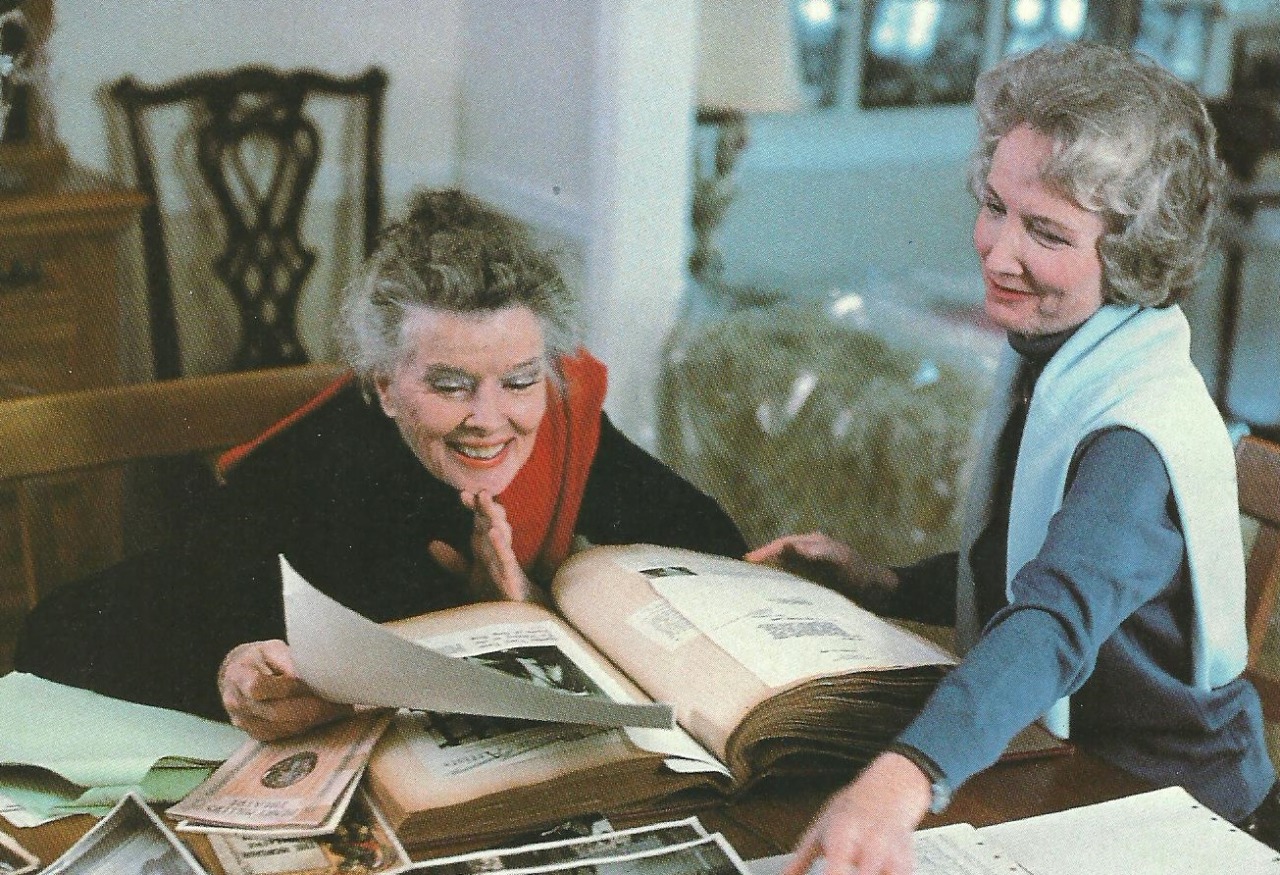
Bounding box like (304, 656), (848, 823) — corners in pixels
(280, 556), (672, 729)
(447, 833), (751, 875)
(650, 573), (953, 688)
(749, 824), (1030, 875)
(981, 786), (1280, 875)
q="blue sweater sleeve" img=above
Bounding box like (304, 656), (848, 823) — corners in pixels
(894, 427), (1184, 790)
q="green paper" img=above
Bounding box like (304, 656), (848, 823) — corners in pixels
(0, 672), (244, 818)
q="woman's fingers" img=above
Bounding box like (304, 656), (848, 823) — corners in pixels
(218, 640), (351, 740)
(472, 492), (535, 602)
(428, 540), (469, 577)
(231, 695), (354, 741)
(746, 532), (837, 565)
(783, 827), (823, 875)
(784, 752), (932, 875)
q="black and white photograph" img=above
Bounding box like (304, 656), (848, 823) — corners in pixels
(0, 828), (38, 875)
(40, 793), (206, 875)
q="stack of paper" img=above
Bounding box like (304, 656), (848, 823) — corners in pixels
(749, 786), (1280, 875)
(170, 710), (393, 838)
(0, 673), (247, 824)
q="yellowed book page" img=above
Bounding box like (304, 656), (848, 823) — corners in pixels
(551, 546), (782, 762)
(552, 545), (955, 765)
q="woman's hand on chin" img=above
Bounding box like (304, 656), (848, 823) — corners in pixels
(218, 639), (353, 741)
(429, 490), (544, 605)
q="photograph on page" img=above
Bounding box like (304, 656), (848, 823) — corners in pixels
(0, 827), (38, 875)
(281, 557), (671, 729)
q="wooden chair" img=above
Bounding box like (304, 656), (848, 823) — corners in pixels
(1240, 433), (1280, 721)
(110, 66), (386, 379)
(0, 363), (346, 672)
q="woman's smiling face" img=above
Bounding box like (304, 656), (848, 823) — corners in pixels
(974, 124), (1108, 337)
(375, 305), (549, 495)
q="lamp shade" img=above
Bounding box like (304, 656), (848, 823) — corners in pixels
(697, 0), (805, 114)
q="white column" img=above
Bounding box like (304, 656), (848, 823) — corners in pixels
(585, 0), (698, 449)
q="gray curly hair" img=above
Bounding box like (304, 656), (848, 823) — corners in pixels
(969, 42), (1226, 307)
(337, 189), (578, 389)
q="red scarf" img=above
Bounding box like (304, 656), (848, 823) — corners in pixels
(499, 350), (607, 580)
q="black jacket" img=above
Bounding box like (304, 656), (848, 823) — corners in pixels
(17, 383), (745, 718)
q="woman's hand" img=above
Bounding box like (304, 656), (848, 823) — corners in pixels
(429, 490), (542, 604)
(785, 752), (933, 875)
(746, 532), (898, 612)
(218, 640), (353, 741)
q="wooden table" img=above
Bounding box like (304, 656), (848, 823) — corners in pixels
(9, 749), (1148, 870)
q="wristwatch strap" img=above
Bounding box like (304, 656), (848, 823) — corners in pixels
(885, 742), (951, 814)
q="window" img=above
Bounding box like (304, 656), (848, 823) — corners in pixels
(789, 0), (1221, 111)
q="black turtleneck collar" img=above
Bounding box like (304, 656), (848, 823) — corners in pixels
(1008, 321), (1085, 370)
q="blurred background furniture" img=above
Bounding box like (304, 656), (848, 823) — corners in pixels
(1240, 434), (1280, 727)
(1205, 20), (1280, 438)
(0, 362), (346, 674)
(0, 167), (145, 398)
(110, 65), (386, 380)
(659, 289), (999, 571)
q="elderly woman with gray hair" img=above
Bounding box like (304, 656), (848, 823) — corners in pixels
(750, 42), (1279, 872)
(18, 189), (745, 739)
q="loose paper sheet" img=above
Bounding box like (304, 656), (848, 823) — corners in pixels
(749, 824), (1030, 875)
(408, 817), (707, 875)
(981, 786), (1280, 875)
(0, 673), (246, 789)
(281, 557), (673, 729)
(419, 833), (751, 875)
(0, 672), (241, 820)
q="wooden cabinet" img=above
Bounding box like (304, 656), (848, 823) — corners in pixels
(0, 165), (145, 671)
(0, 166), (146, 396)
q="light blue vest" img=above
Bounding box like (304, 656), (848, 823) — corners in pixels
(955, 304), (1247, 737)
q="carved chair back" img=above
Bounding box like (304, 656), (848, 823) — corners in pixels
(111, 66), (386, 379)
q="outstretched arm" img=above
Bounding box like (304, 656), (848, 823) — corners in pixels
(786, 752), (932, 875)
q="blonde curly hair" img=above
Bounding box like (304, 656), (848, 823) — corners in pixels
(968, 42), (1226, 307)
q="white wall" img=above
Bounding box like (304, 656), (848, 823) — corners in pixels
(50, 0), (463, 196)
(453, 0), (698, 445)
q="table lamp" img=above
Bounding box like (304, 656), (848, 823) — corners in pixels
(690, 0), (804, 293)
